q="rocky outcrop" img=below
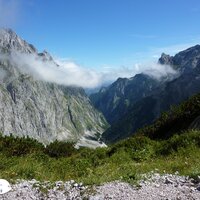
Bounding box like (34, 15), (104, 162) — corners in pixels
(158, 53), (173, 65)
(159, 45), (200, 73)
(0, 28), (108, 147)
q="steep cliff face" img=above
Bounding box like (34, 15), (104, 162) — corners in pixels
(0, 29), (108, 147)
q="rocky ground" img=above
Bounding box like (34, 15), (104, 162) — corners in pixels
(0, 173), (200, 200)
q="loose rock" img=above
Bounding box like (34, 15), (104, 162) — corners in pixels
(0, 174), (200, 199)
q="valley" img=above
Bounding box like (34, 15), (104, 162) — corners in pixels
(1, 0), (200, 199)
(0, 29), (200, 199)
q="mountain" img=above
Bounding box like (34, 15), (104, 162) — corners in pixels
(0, 28), (108, 148)
(99, 45), (200, 143)
(90, 73), (161, 124)
(159, 45), (200, 73)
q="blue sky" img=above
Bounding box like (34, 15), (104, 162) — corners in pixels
(1, 0), (200, 70)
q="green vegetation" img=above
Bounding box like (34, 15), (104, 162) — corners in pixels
(44, 140), (76, 157)
(0, 130), (200, 185)
(0, 134), (43, 156)
(137, 93), (200, 139)
(0, 93), (200, 185)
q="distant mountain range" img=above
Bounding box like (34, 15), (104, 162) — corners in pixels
(90, 45), (200, 143)
(0, 28), (108, 148)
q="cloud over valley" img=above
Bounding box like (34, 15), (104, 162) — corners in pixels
(1, 50), (177, 89)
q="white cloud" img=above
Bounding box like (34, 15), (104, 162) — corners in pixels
(6, 51), (178, 89)
(0, 0), (20, 27)
(142, 62), (178, 80)
(9, 51), (137, 88)
(9, 52), (101, 88)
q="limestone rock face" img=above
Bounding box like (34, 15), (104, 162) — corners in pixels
(0, 28), (108, 147)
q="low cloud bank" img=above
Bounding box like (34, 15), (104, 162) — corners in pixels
(3, 51), (178, 88)
(139, 62), (178, 80)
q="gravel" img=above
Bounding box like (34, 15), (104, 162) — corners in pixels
(0, 173), (200, 200)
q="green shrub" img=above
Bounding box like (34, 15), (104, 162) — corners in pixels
(156, 130), (200, 155)
(136, 93), (200, 140)
(78, 147), (94, 158)
(90, 147), (108, 166)
(0, 134), (44, 156)
(45, 140), (77, 158)
(107, 135), (156, 162)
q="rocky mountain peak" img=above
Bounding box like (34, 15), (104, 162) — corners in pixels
(37, 50), (59, 66)
(173, 44), (200, 72)
(158, 44), (200, 73)
(0, 28), (58, 68)
(0, 28), (37, 54)
(38, 50), (53, 61)
(132, 73), (150, 80)
(158, 53), (173, 65)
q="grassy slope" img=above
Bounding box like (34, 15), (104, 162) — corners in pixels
(0, 93), (200, 185)
(0, 130), (200, 185)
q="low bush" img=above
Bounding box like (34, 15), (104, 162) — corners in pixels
(45, 140), (77, 158)
(136, 93), (200, 139)
(0, 134), (44, 156)
(107, 135), (156, 161)
(156, 130), (200, 155)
